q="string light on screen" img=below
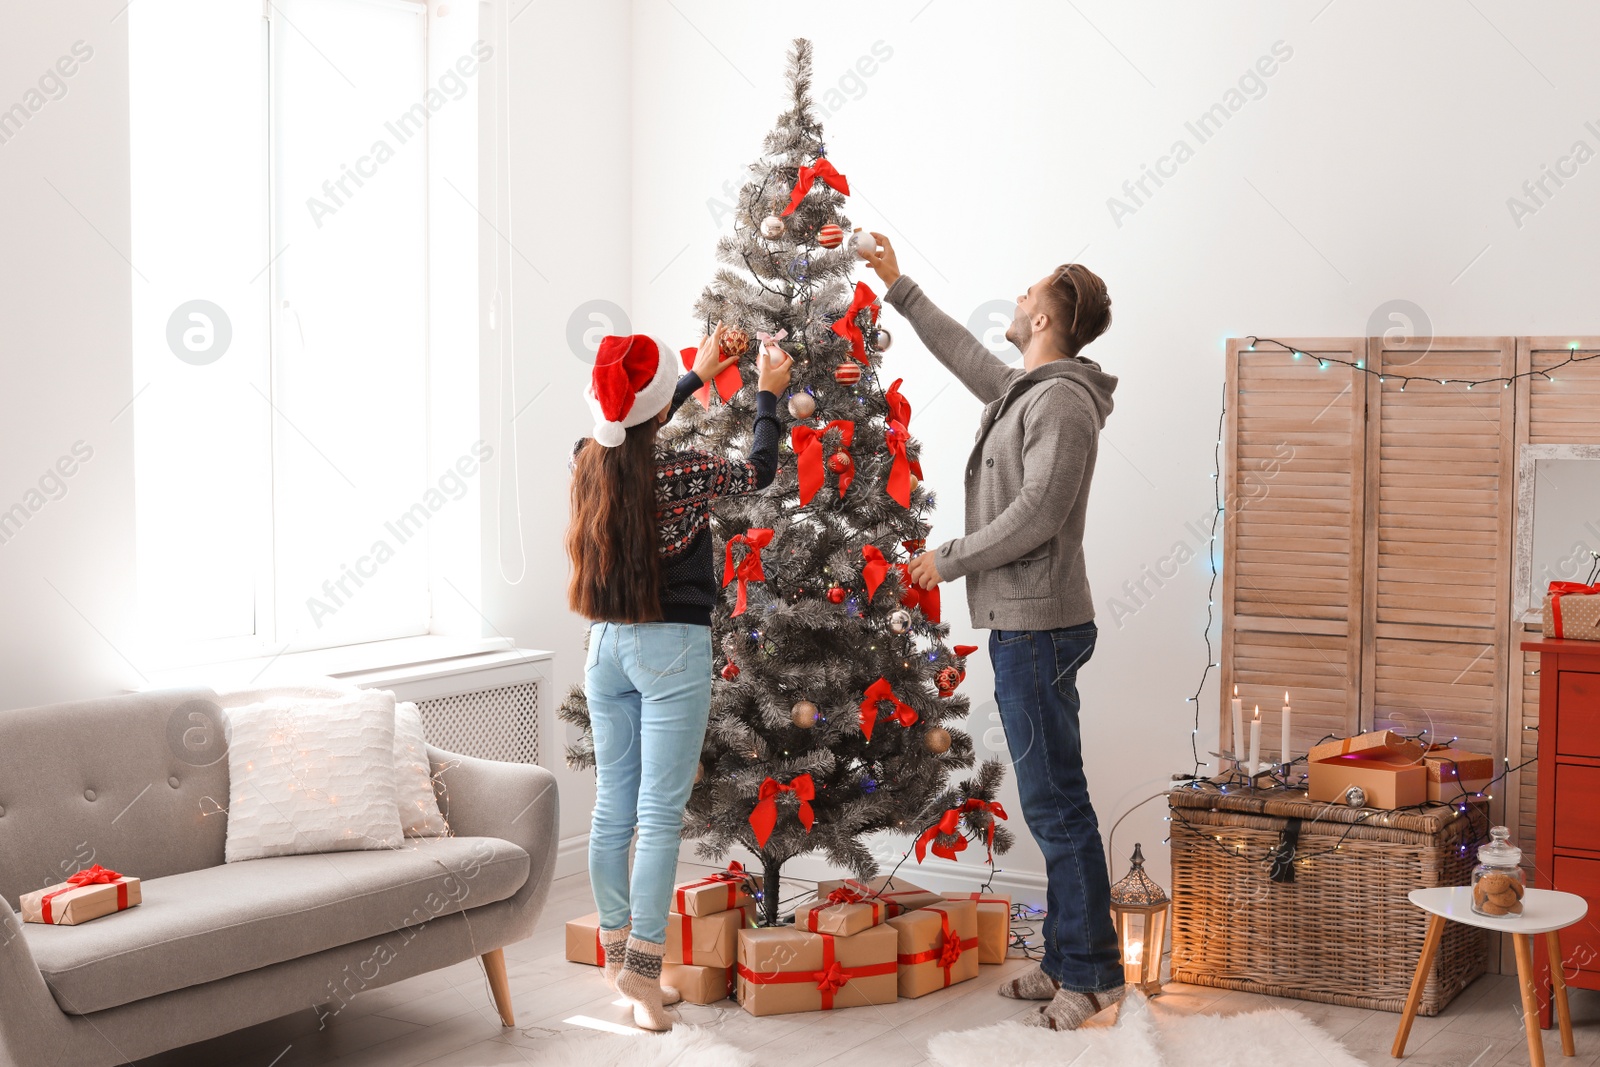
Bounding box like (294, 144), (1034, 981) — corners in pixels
(1245, 336), (1599, 389)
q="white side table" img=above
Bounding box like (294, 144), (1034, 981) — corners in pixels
(1392, 886), (1589, 1065)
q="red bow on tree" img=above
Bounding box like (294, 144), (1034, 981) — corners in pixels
(781, 157), (849, 216)
(749, 774), (816, 848)
(861, 545), (890, 600)
(791, 420), (855, 505)
(959, 797), (1010, 863)
(953, 644), (978, 659)
(722, 528), (774, 617)
(882, 379), (925, 508)
(914, 807), (969, 863)
(895, 563), (941, 624)
(680, 346), (742, 409)
(859, 676), (918, 742)
(831, 282), (879, 365)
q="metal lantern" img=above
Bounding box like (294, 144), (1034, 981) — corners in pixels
(1109, 843), (1169, 995)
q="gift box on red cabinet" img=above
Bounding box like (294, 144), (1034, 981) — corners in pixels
(1544, 580), (1600, 640)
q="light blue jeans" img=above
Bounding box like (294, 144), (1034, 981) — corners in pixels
(585, 620), (713, 946)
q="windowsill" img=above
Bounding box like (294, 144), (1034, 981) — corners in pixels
(139, 633), (525, 694)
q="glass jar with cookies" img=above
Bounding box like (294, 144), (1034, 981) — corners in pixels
(1470, 826), (1526, 917)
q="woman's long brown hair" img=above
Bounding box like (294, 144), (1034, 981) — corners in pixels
(566, 418), (664, 622)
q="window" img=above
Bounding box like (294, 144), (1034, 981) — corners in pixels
(131, 0), (487, 666)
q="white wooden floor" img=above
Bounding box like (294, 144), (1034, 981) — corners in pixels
(134, 863), (1600, 1067)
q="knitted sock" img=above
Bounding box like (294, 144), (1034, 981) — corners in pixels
(598, 924), (680, 1004)
(598, 924), (630, 992)
(998, 964), (1061, 1000)
(615, 937), (674, 1032)
(1023, 983), (1127, 1030)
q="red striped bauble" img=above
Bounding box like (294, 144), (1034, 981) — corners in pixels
(817, 224), (844, 249)
(834, 362), (862, 385)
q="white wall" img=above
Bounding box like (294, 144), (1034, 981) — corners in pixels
(624, 0), (1600, 897)
(0, 3), (138, 709)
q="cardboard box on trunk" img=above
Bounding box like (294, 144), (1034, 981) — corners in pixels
(1307, 730), (1427, 809)
(1422, 746), (1494, 802)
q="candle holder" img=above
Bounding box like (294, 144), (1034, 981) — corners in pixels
(1110, 843), (1169, 996)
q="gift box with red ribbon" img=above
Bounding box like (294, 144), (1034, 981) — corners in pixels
(793, 883), (893, 937)
(662, 962), (737, 1004)
(671, 862), (762, 918)
(940, 892), (1012, 964)
(887, 899), (980, 997)
(736, 923), (898, 1016)
(20, 865), (141, 927)
(1544, 581), (1600, 640)
(564, 912), (606, 967)
(666, 904), (750, 969)
(813, 875), (941, 919)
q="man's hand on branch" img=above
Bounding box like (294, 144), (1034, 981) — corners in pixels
(907, 551), (942, 590)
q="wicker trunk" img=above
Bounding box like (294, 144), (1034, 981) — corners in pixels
(1168, 787), (1487, 1015)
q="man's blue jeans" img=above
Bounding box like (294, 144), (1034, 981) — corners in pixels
(585, 621), (713, 946)
(990, 622), (1124, 993)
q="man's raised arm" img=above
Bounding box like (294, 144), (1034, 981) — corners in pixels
(860, 231), (1020, 404)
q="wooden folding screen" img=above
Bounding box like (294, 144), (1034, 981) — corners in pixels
(1223, 335), (1600, 865)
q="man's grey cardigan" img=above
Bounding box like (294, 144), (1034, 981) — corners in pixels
(883, 275), (1118, 632)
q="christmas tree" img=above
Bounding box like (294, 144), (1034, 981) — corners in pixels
(560, 38), (1011, 926)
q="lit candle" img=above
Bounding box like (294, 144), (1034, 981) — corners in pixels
(1231, 685), (1244, 766)
(1248, 706), (1262, 778)
(1281, 691), (1292, 769)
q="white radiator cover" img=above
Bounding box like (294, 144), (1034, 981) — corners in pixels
(330, 648), (551, 766)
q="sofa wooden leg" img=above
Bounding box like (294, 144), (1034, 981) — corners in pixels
(482, 948), (515, 1027)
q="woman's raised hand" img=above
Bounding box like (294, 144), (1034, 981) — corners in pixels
(691, 321), (740, 384)
(757, 340), (793, 396)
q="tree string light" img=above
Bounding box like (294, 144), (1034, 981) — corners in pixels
(1244, 335), (1600, 390)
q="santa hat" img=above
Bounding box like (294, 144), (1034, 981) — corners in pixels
(584, 334), (680, 448)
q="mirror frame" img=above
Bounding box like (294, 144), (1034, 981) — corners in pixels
(1513, 443), (1600, 624)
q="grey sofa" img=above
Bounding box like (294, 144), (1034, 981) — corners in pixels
(0, 687), (559, 1067)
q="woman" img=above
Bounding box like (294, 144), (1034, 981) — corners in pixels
(566, 323), (789, 1031)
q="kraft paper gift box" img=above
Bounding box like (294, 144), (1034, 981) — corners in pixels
(665, 904), (750, 969)
(813, 875), (942, 918)
(20, 865), (141, 927)
(564, 912), (605, 966)
(670, 863), (762, 918)
(1422, 745), (1494, 802)
(736, 924), (898, 1017)
(1307, 730), (1427, 809)
(1544, 582), (1600, 640)
(662, 962), (736, 1004)
(793, 886), (893, 937)
(941, 892), (1012, 964)
(887, 899), (980, 998)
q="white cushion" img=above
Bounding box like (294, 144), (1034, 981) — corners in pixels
(394, 699), (448, 837)
(223, 689), (405, 862)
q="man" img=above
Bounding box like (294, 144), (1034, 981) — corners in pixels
(861, 232), (1124, 1031)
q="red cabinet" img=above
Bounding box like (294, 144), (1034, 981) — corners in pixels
(1524, 638), (1600, 1028)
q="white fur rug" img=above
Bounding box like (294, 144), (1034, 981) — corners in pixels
(506, 1024), (754, 1066)
(927, 989), (1368, 1067)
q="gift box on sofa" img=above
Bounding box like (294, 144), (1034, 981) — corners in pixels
(940, 892), (1011, 964)
(736, 924), (898, 1016)
(813, 875), (941, 918)
(564, 912), (605, 966)
(662, 962), (736, 1004)
(666, 904), (750, 969)
(1307, 730), (1427, 809)
(671, 863), (761, 918)
(887, 899), (980, 997)
(1421, 745), (1494, 802)
(20, 865), (141, 927)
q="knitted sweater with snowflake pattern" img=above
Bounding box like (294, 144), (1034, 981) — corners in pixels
(572, 371), (781, 626)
